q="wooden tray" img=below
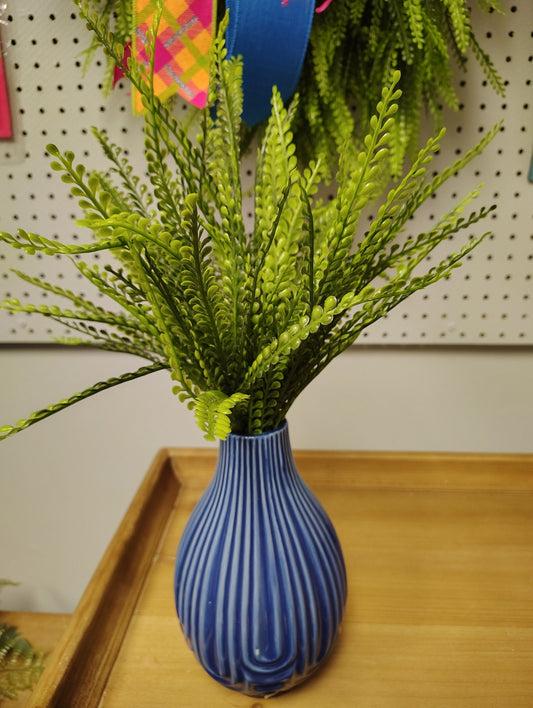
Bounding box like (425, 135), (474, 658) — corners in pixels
(28, 448), (533, 707)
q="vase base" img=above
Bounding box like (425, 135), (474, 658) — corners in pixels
(201, 635), (341, 698)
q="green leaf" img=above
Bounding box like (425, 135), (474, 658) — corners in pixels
(0, 364), (166, 441)
(0, 623), (45, 700)
(194, 391), (249, 441)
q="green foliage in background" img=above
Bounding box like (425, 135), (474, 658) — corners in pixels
(79, 0), (133, 94)
(0, 624), (45, 701)
(294, 0), (505, 175)
(0, 9), (498, 441)
(0, 582), (45, 701)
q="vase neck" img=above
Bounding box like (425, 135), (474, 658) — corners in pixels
(216, 421), (296, 483)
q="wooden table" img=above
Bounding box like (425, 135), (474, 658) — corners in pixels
(28, 449), (533, 707)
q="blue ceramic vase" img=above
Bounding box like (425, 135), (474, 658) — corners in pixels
(174, 421), (347, 697)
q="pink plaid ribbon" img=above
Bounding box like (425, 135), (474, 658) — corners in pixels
(133, 0), (215, 112)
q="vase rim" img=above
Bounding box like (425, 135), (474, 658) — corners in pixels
(225, 420), (288, 442)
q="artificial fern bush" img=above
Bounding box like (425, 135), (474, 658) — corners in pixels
(294, 0), (505, 176)
(0, 10), (498, 441)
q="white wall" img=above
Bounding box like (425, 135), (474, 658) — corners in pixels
(0, 345), (532, 613)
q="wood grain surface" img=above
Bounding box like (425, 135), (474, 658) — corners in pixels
(27, 449), (533, 707)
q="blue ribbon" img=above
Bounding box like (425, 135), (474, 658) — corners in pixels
(225, 0), (315, 126)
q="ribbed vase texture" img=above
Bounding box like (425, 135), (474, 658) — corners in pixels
(174, 421), (347, 697)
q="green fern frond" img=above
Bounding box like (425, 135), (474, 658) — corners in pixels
(315, 73), (402, 299)
(0, 364), (165, 441)
(0, 227), (124, 256)
(444, 0), (471, 54)
(0, 297), (158, 353)
(469, 33), (506, 96)
(90, 128), (154, 216)
(74, 0), (133, 95)
(194, 391), (250, 441)
(476, 0), (504, 12)
(0, 623), (46, 700)
(404, 0), (425, 49)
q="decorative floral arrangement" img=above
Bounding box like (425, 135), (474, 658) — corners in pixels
(80, 0), (504, 176)
(0, 8), (498, 441)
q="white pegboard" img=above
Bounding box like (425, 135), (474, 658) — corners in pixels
(0, 1), (532, 344)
